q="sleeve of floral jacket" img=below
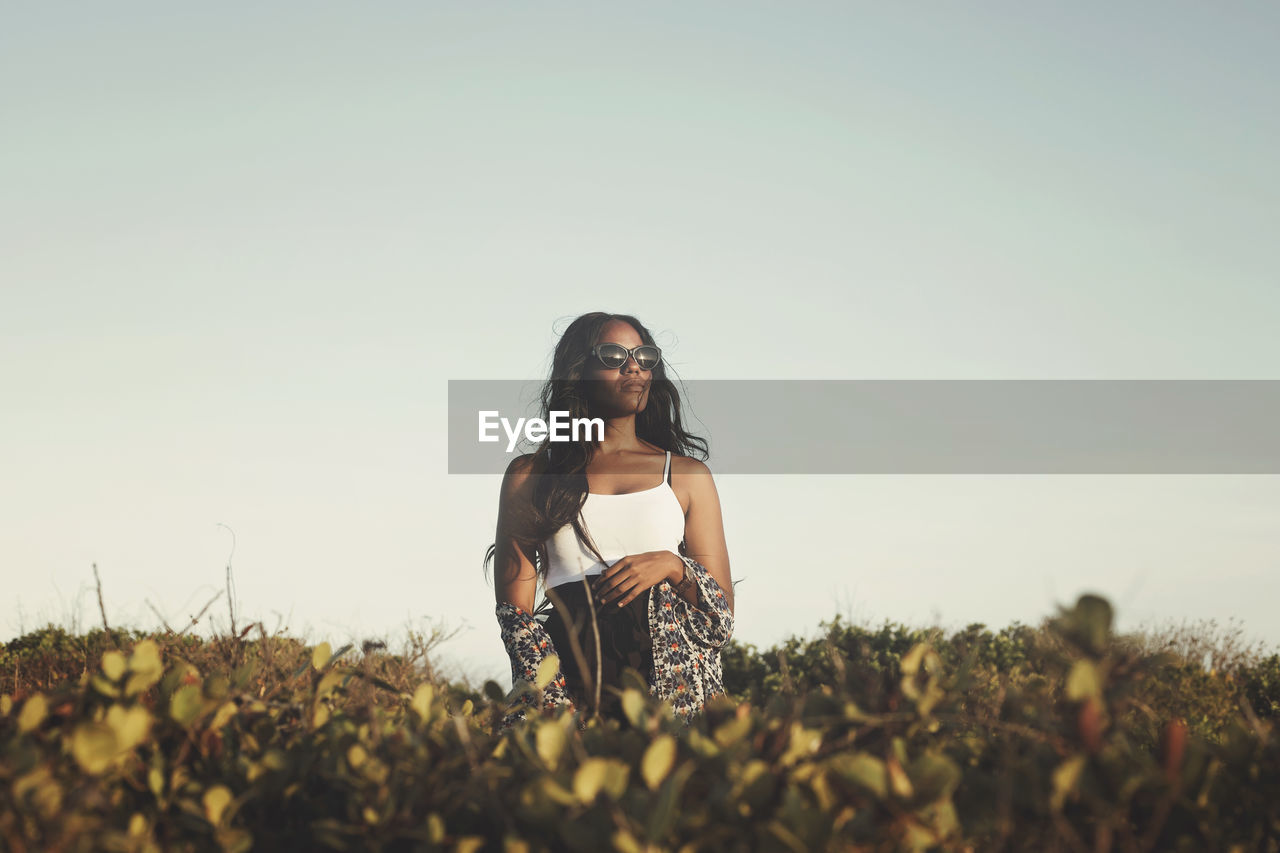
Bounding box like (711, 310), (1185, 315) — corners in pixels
(648, 554), (735, 724)
(493, 601), (582, 734)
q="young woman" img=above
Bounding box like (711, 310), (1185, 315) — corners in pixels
(486, 312), (735, 731)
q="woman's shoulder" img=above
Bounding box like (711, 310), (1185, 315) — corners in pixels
(499, 453), (540, 498)
(669, 452), (713, 477)
(504, 453), (538, 477)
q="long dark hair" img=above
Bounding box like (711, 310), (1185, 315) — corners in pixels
(484, 312), (708, 596)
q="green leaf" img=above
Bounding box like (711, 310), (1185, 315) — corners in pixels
(311, 642), (332, 671)
(203, 785), (233, 825)
(170, 684), (204, 727)
(410, 683), (434, 720)
(231, 660), (258, 691)
(18, 694), (47, 733)
(901, 643), (927, 677)
(642, 735), (676, 790)
(128, 639), (163, 680)
(316, 669), (346, 700)
(71, 722), (119, 775)
(574, 758), (608, 802)
(645, 761), (696, 842)
(830, 753), (889, 799)
(713, 714), (752, 748)
(907, 754), (962, 803)
(210, 702), (238, 731)
(1051, 755), (1087, 811)
(621, 689), (646, 727)
(427, 814), (445, 844)
(483, 680), (506, 702)
(887, 756), (915, 799)
(148, 766), (165, 798)
(536, 720), (566, 770)
(535, 655), (560, 691)
(1066, 660), (1103, 701)
(91, 675), (122, 698)
(105, 705), (151, 752)
(539, 777), (578, 806)
(602, 759), (630, 800)
(101, 650), (127, 681)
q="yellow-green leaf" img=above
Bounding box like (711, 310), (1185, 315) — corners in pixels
(536, 720), (566, 770)
(602, 759), (630, 800)
(203, 785), (233, 825)
(170, 685), (204, 727)
(101, 650), (127, 681)
(427, 813), (445, 844)
(148, 766), (165, 798)
(411, 683), (434, 720)
(312, 642), (332, 670)
(18, 694), (47, 733)
(621, 688), (646, 727)
(71, 722), (119, 775)
(907, 753), (962, 803)
(210, 701), (238, 731)
(574, 757), (608, 802)
(781, 722), (823, 766)
(539, 777), (578, 806)
(535, 655), (560, 691)
(887, 756), (914, 799)
(91, 675), (122, 698)
(642, 735), (676, 790)
(1051, 755), (1087, 811)
(316, 669), (345, 699)
(105, 705), (151, 752)
(128, 639), (163, 679)
(713, 714), (752, 748)
(831, 752), (888, 799)
(1066, 660), (1103, 701)
(901, 643), (927, 677)
(347, 744), (368, 769)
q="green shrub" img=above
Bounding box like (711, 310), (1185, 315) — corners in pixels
(2, 595), (1278, 851)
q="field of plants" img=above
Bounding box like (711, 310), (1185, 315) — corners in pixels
(2, 593), (1279, 852)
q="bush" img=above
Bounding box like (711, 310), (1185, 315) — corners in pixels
(2, 595), (1278, 851)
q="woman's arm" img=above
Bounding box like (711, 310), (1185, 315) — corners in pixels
(492, 455), (576, 728)
(494, 455), (539, 613)
(678, 458), (734, 616)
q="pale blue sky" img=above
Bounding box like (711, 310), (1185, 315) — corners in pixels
(3, 2), (1278, 686)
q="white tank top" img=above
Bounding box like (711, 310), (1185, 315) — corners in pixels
(543, 451), (685, 590)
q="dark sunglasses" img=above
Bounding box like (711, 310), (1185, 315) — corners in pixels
(590, 342), (662, 371)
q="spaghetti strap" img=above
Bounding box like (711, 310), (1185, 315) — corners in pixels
(663, 451), (671, 485)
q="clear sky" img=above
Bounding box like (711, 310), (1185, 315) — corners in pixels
(4, 2), (1278, 687)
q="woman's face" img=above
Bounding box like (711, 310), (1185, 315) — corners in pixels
(585, 319), (653, 417)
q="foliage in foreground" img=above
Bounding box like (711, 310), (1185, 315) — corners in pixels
(1, 596), (1279, 852)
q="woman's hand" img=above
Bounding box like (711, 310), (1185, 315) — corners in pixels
(593, 550), (684, 608)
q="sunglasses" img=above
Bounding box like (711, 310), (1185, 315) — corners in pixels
(590, 342), (663, 371)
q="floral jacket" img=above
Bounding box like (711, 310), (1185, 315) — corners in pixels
(494, 555), (734, 732)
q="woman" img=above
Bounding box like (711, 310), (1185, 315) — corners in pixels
(485, 312), (735, 732)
